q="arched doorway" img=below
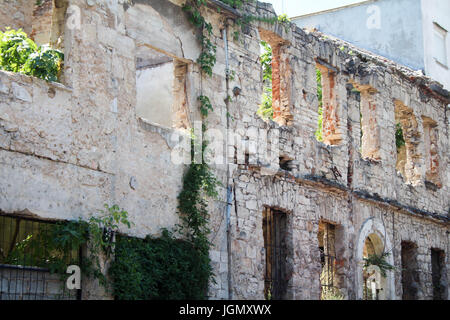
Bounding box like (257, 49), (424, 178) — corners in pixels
(362, 233), (388, 299)
(356, 218), (396, 300)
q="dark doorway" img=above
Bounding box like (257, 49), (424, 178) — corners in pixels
(431, 248), (447, 300)
(401, 241), (420, 300)
(263, 207), (288, 300)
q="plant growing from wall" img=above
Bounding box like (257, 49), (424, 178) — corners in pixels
(0, 28), (64, 82)
(321, 287), (345, 300)
(395, 123), (405, 149)
(277, 13), (291, 26)
(363, 251), (396, 278)
(6, 204), (131, 287)
(178, 0), (294, 298)
(315, 68), (324, 142)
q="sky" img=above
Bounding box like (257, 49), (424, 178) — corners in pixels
(261, 0), (367, 17)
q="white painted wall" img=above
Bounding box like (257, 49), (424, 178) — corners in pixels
(292, 0), (425, 71)
(421, 0), (450, 90)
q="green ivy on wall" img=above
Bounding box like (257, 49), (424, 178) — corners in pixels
(1, 1), (295, 300)
(109, 229), (211, 300)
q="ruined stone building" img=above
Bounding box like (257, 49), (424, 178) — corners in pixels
(0, 0), (448, 300)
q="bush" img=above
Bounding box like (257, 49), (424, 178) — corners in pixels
(0, 28), (37, 72)
(109, 229), (211, 300)
(0, 28), (63, 82)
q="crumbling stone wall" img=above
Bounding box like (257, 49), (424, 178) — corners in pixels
(0, 0), (34, 35)
(0, 0), (448, 300)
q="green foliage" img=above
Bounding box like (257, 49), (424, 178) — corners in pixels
(0, 28), (63, 82)
(257, 40), (273, 120)
(198, 95), (213, 117)
(109, 114), (219, 300)
(174, 132), (219, 298)
(218, 0), (250, 8)
(182, 1), (216, 76)
(321, 287), (345, 300)
(198, 36), (217, 77)
(178, 0), (228, 299)
(238, 14), (290, 36)
(6, 204), (131, 286)
(22, 45), (64, 82)
(277, 14), (291, 24)
(182, 0), (209, 29)
(258, 87), (273, 120)
(109, 229), (211, 300)
(178, 162), (219, 251)
(260, 40), (272, 82)
(395, 123), (405, 149)
(5, 219), (87, 274)
(315, 68), (324, 142)
(0, 28), (37, 73)
(363, 252), (396, 278)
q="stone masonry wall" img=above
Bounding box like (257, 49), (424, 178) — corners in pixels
(0, 0), (448, 300)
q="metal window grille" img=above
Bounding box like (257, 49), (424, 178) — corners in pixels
(0, 214), (81, 300)
(319, 222), (340, 300)
(263, 207), (287, 300)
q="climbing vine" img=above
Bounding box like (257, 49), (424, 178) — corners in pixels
(177, 2), (293, 297)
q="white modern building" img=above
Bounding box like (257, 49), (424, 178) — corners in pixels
(291, 0), (450, 90)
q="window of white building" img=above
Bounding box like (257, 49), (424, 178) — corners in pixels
(433, 22), (448, 67)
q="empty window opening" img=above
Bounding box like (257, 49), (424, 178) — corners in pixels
(401, 241), (420, 300)
(395, 122), (406, 179)
(258, 29), (292, 126)
(394, 100), (421, 185)
(263, 207), (289, 300)
(318, 221), (342, 299)
(316, 64), (342, 145)
(0, 214), (80, 300)
(30, 0), (68, 50)
(258, 40), (273, 121)
(136, 45), (189, 129)
(431, 248), (448, 300)
(315, 68), (323, 142)
(422, 117), (441, 188)
(353, 83), (380, 160)
(433, 22), (447, 67)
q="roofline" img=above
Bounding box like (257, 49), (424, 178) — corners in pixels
(290, 0), (378, 20)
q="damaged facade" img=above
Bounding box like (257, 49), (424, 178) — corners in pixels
(0, 0), (449, 300)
